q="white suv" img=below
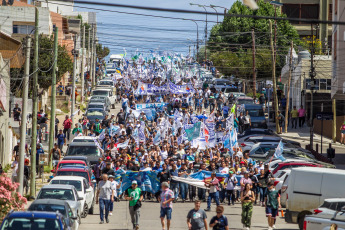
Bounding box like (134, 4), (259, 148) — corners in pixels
(50, 176), (95, 218)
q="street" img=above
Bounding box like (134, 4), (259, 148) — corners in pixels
(79, 200), (298, 230)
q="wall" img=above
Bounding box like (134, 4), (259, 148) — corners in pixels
(314, 116), (345, 143)
(0, 6), (52, 36)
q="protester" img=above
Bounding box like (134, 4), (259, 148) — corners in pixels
(49, 143), (61, 167)
(290, 106), (298, 129)
(62, 115), (72, 141)
(223, 171), (237, 205)
(125, 180), (143, 230)
(187, 200), (208, 230)
(241, 183), (255, 230)
(96, 174), (114, 224)
(209, 205), (228, 230)
(204, 172), (220, 212)
(265, 182), (281, 230)
(159, 182), (174, 230)
(298, 105), (306, 128)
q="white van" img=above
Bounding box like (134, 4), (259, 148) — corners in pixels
(285, 167), (345, 229)
(91, 88), (116, 108)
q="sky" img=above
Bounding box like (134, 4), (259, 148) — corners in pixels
(74, 0), (236, 57)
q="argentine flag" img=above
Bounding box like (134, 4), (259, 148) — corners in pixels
(274, 140), (286, 161)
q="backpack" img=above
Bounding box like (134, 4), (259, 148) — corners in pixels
(64, 119), (71, 129)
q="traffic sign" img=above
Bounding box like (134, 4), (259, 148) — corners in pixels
(316, 113), (333, 120)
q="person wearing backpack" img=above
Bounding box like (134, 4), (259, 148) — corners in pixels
(124, 180), (143, 230)
(223, 171), (238, 205)
(49, 143), (61, 167)
(63, 115), (72, 141)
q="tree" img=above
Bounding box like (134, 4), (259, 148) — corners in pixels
(96, 43), (110, 61)
(209, 0), (301, 50)
(11, 35), (73, 93)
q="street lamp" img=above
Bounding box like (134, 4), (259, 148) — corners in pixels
(210, 4), (228, 16)
(183, 19), (199, 63)
(190, 3), (208, 67)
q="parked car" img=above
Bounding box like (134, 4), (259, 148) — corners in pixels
(240, 136), (300, 152)
(87, 102), (109, 112)
(285, 167), (345, 229)
(272, 161), (324, 176)
(313, 198), (345, 218)
(92, 88), (116, 108)
(304, 207), (345, 230)
(65, 141), (102, 166)
(0, 211), (70, 230)
(27, 199), (78, 230)
(89, 96), (111, 110)
(97, 79), (114, 87)
(244, 104), (267, 128)
(71, 136), (97, 144)
(62, 156), (90, 167)
(248, 143), (278, 160)
(280, 173), (289, 208)
(52, 160), (87, 175)
(36, 185), (82, 225)
(55, 166), (95, 188)
(50, 176), (95, 217)
(273, 169), (291, 192)
(237, 128), (276, 143)
(85, 110), (107, 128)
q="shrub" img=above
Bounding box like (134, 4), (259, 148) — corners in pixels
(0, 174), (27, 220)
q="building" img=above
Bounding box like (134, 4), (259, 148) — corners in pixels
(0, 31), (24, 166)
(331, 0), (345, 101)
(0, 0), (53, 39)
(265, 0), (332, 51)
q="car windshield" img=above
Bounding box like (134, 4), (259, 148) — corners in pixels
(88, 104), (103, 109)
(224, 88), (238, 93)
(51, 180), (82, 191)
(67, 146), (99, 156)
(99, 81), (113, 86)
(37, 189), (74, 201)
(92, 91), (108, 96)
(106, 70), (115, 74)
(59, 163), (85, 168)
(247, 109), (265, 117)
(56, 171), (89, 182)
(86, 111), (104, 116)
(1, 218), (60, 230)
(72, 139), (95, 143)
(28, 204), (66, 215)
(237, 99), (254, 105)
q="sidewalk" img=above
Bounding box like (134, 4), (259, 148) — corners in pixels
(268, 122), (345, 169)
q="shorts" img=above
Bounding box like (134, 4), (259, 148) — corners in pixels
(266, 206), (278, 219)
(160, 207), (172, 220)
(341, 130), (345, 134)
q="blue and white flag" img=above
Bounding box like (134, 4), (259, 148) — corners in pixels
(153, 129), (161, 145)
(274, 140), (286, 161)
(98, 130), (105, 141)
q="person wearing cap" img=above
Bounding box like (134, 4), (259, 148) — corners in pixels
(204, 172), (220, 212)
(108, 175), (120, 216)
(93, 118), (101, 135)
(223, 171), (238, 206)
(159, 181), (175, 230)
(96, 174), (114, 224)
(124, 180), (143, 230)
(101, 161), (114, 176)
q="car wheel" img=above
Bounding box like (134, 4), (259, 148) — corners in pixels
(88, 198), (95, 214)
(82, 203), (88, 218)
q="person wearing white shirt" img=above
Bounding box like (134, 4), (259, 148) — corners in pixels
(223, 171), (238, 205)
(219, 162), (229, 174)
(109, 175), (120, 215)
(11, 156), (19, 182)
(160, 146), (168, 160)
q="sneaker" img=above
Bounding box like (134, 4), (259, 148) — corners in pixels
(204, 208), (211, 211)
(135, 226), (139, 230)
(273, 225), (276, 229)
(106, 218), (109, 223)
(99, 221), (104, 224)
(109, 212), (112, 216)
(268, 227), (272, 230)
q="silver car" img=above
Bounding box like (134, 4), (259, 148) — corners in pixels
(36, 184), (83, 225)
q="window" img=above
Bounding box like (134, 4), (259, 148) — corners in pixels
(13, 25), (35, 34)
(320, 79), (327, 90)
(283, 4), (319, 24)
(306, 79), (331, 90)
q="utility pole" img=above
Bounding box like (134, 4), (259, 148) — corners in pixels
(71, 35), (77, 129)
(332, 99), (336, 143)
(30, 7), (39, 198)
(81, 25), (85, 103)
(18, 36), (31, 195)
(252, 29), (256, 96)
(285, 41), (294, 133)
(310, 24), (316, 150)
(90, 25), (95, 87)
(87, 26), (91, 89)
(269, 20), (280, 133)
(93, 26), (97, 83)
(48, 27), (58, 168)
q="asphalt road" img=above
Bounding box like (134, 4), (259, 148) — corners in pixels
(80, 199), (298, 230)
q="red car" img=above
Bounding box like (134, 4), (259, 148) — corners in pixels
(55, 166), (95, 188)
(52, 160), (87, 175)
(272, 162), (324, 175)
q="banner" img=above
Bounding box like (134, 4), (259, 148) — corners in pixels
(136, 81), (167, 95)
(274, 140), (286, 161)
(120, 171), (160, 194)
(169, 81), (195, 94)
(135, 103), (167, 110)
(185, 122), (201, 141)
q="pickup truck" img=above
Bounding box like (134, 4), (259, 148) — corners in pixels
(304, 209), (345, 230)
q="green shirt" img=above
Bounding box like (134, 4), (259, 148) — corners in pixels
(266, 190), (279, 209)
(127, 187), (141, 207)
(94, 122), (100, 132)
